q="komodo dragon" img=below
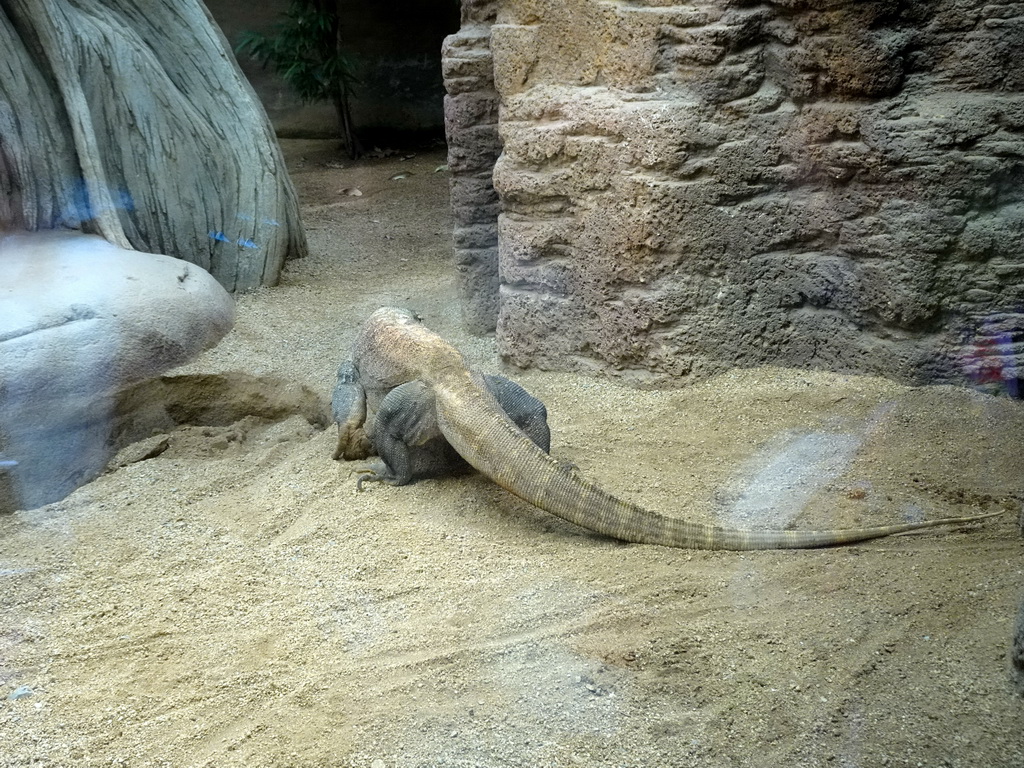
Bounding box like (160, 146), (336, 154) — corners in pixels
(332, 307), (1002, 550)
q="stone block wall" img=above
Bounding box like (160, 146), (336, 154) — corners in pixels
(443, 1), (503, 333)
(444, 0), (1024, 393)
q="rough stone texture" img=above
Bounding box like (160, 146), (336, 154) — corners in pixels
(1014, 593), (1024, 695)
(1016, 512), (1024, 694)
(0, 231), (235, 512)
(447, 0), (1024, 392)
(444, 1), (503, 334)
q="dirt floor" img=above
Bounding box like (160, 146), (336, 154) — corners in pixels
(2, 140), (1023, 768)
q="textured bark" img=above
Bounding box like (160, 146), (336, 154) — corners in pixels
(0, 0), (306, 291)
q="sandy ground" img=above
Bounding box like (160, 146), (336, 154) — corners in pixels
(2, 140), (1023, 768)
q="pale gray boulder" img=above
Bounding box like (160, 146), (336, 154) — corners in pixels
(0, 231), (234, 512)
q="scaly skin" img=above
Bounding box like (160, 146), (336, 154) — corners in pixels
(338, 307), (1002, 550)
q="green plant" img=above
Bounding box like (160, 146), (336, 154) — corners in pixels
(236, 0), (361, 158)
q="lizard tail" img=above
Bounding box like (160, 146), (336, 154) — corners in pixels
(433, 377), (1004, 550)
(665, 510), (1005, 550)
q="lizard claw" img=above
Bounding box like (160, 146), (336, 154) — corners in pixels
(355, 468), (383, 492)
(354, 457), (401, 490)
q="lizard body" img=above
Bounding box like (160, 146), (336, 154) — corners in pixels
(332, 307), (1001, 550)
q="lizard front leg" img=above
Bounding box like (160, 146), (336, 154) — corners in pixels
(331, 360), (373, 460)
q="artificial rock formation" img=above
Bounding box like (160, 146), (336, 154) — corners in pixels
(1014, 597), (1024, 694)
(443, 1), (504, 333)
(0, 232), (235, 512)
(444, 0), (1024, 393)
(0, 0), (306, 291)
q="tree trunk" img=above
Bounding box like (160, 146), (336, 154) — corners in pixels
(319, 0), (360, 159)
(0, 0), (306, 291)
(332, 91), (360, 160)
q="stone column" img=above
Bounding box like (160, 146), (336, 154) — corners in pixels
(487, 0), (1024, 393)
(442, 1), (502, 334)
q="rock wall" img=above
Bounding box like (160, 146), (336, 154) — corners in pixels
(443, 1), (503, 333)
(445, 0), (1024, 392)
(1016, 510), (1024, 694)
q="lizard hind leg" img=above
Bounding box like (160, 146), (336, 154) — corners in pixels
(364, 377), (551, 488)
(483, 374), (551, 453)
(365, 380), (439, 487)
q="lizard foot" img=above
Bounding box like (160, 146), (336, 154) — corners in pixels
(354, 459), (403, 491)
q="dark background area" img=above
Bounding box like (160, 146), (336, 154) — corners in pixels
(205, 0), (460, 146)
